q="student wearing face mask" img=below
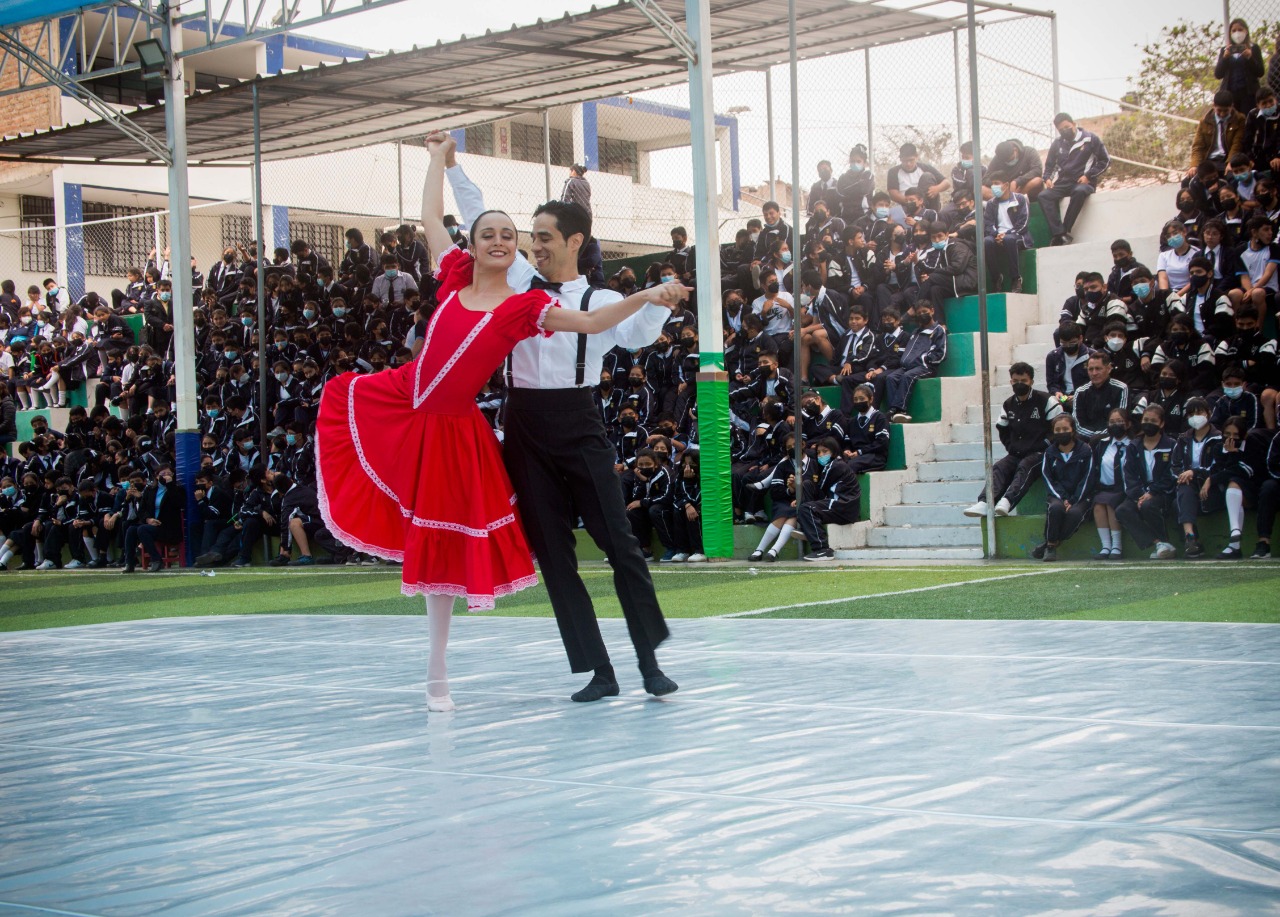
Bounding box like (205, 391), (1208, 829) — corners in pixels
(733, 398), (790, 523)
(1045, 322), (1091, 406)
(1128, 268), (1182, 345)
(670, 451), (705, 563)
(593, 371), (623, 433)
(836, 146), (873, 223)
(1098, 322), (1146, 391)
(986, 138), (1045, 200)
(1115, 405), (1179, 559)
(1199, 222), (1242, 296)
(840, 383), (891, 474)
(1215, 20), (1266, 116)
(914, 221), (977, 324)
(1157, 220), (1202, 293)
(1148, 315), (1218, 396)
(745, 431), (807, 562)
(1040, 113), (1110, 246)
(619, 365), (656, 427)
(1214, 305), (1277, 408)
(1087, 408), (1132, 558)
(982, 173), (1033, 294)
(752, 269), (795, 360)
(798, 269), (851, 384)
(120, 464), (185, 573)
(884, 299), (946, 424)
(1244, 86), (1280, 176)
(1189, 90), (1247, 179)
(752, 202), (792, 264)
(966, 363), (1061, 519)
(730, 353), (792, 417)
(1210, 363), (1261, 431)
(1172, 397), (1222, 558)
(1204, 417), (1256, 558)
(856, 191), (898, 252)
(797, 436), (860, 562)
(1236, 216), (1279, 320)
(875, 226), (919, 318)
(1181, 255), (1234, 344)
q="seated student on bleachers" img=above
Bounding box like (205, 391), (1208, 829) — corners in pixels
(874, 226), (918, 318)
(612, 405), (648, 473)
(32, 475), (79, 570)
(1182, 162), (1226, 226)
(1173, 397), (1221, 558)
(965, 362), (1060, 519)
(1252, 426), (1280, 558)
(946, 186), (978, 242)
(1211, 363), (1262, 431)
(883, 299), (946, 424)
(270, 469), (348, 567)
(1099, 321), (1147, 392)
(1243, 85), (1280, 179)
(747, 429), (809, 562)
(0, 470), (43, 570)
(753, 267), (795, 360)
(1089, 407), (1132, 559)
(1205, 416), (1255, 558)
(1072, 351), (1130, 440)
(840, 382), (891, 474)
(730, 314), (779, 386)
(831, 306), (883, 410)
(230, 464), (275, 568)
(987, 138), (1045, 200)
(623, 447), (676, 563)
(1116, 404), (1179, 559)
(1181, 255), (1234, 343)
(1157, 221), (1202, 295)
(730, 352), (792, 418)
(914, 220), (976, 325)
(71, 477), (111, 568)
(1236, 216), (1278, 319)
(1126, 267), (1180, 343)
(1215, 304), (1277, 428)
(1215, 187), (1249, 245)
(796, 270), (849, 385)
(888, 142), (950, 212)
(1107, 240), (1147, 303)
(192, 468), (234, 567)
(1033, 413), (1094, 561)
(1040, 112), (1110, 246)
(798, 390), (848, 448)
(671, 451), (705, 563)
(733, 397), (791, 523)
(982, 172), (1032, 294)
(797, 435), (861, 562)
(120, 464), (186, 574)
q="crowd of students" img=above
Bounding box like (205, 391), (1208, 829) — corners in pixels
(2, 50), (1279, 568)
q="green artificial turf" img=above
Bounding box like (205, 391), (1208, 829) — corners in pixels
(1, 563), (1277, 631)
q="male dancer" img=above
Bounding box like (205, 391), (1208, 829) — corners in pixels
(438, 134), (679, 702)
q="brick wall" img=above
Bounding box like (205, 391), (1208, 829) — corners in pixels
(0, 23), (62, 183)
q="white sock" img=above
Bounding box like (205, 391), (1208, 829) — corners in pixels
(1226, 488), (1244, 540)
(756, 525), (780, 553)
(1096, 527), (1112, 551)
(16, 391), (31, 409)
(0, 547), (12, 566)
(1110, 530), (1122, 552)
(425, 595), (454, 699)
(773, 523), (796, 553)
(83, 536), (99, 561)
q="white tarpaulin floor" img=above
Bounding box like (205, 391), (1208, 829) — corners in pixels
(2, 615), (1278, 916)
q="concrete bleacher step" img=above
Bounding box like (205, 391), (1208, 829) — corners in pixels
(916, 459), (986, 482)
(1025, 323), (1057, 345)
(882, 503), (978, 527)
(867, 524), (983, 548)
(835, 546), (985, 561)
(900, 480), (982, 504)
(933, 440), (1006, 461)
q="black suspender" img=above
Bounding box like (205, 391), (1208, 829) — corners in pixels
(575, 288), (595, 387)
(505, 286), (598, 388)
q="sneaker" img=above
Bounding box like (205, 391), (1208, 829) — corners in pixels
(1043, 545), (1058, 562)
(1183, 537), (1204, 559)
(36, 559), (57, 570)
(232, 558), (251, 568)
(962, 501), (988, 518)
(659, 550), (678, 563)
(686, 553), (707, 563)
(288, 555), (316, 566)
(1061, 232), (1074, 245)
(747, 550), (764, 562)
(994, 498), (1013, 517)
(64, 559), (84, 569)
(1010, 278), (1024, 294)
(1151, 542), (1177, 560)
(803, 548), (836, 561)
(890, 412), (912, 424)
(1050, 234), (1066, 247)
(194, 552), (220, 567)
(763, 550), (778, 562)
(641, 551), (654, 562)
(87, 558), (107, 569)
(346, 554), (363, 566)
(1031, 542), (1047, 560)
(670, 553), (689, 563)
(268, 554), (291, 567)
(1250, 541), (1272, 560)
(147, 560), (163, 573)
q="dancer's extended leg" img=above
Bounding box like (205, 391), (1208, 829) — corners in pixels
(425, 594), (455, 711)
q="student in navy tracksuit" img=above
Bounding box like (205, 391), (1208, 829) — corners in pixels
(1171, 397), (1221, 558)
(747, 430), (811, 562)
(796, 436), (861, 561)
(1203, 416), (1256, 558)
(1033, 414), (1094, 561)
(883, 301), (946, 422)
(670, 451), (705, 562)
(1115, 404), (1179, 558)
(841, 383), (891, 473)
(982, 173), (1034, 293)
(1039, 113), (1111, 245)
(625, 448), (676, 562)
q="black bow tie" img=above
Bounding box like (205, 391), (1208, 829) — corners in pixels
(531, 277), (563, 293)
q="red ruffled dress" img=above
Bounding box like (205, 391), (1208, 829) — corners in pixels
(315, 247), (555, 609)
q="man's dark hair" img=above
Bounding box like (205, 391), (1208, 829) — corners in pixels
(1088, 350), (1112, 366)
(1103, 320), (1127, 336)
(801, 269), (823, 289)
(1053, 112), (1074, 126)
(533, 200), (592, 244)
(671, 226), (687, 238)
(1110, 239), (1132, 253)
(899, 143), (918, 158)
(762, 200), (781, 212)
(1009, 361), (1035, 379)
(1058, 321), (1083, 340)
(1213, 89), (1236, 108)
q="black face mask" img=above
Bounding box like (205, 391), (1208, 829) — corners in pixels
(599, 380), (612, 391)
(1085, 289), (1104, 303)
(1053, 431), (1073, 446)
(1139, 421), (1160, 437)
(656, 342), (671, 352)
(766, 282), (781, 296)
(620, 416), (637, 428)
(1189, 274), (1209, 288)
(852, 400), (871, 413)
(726, 300), (743, 311)
(1063, 342), (1080, 355)
(1011, 381), (1031, 397)
(1168, 331), (1190, 345)
(1108, 422), (1128, 439)
(629, 378), (644, 387)
(803, 403), (822, 417)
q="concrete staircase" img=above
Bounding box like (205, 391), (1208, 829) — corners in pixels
(829, 184), (1174, 561)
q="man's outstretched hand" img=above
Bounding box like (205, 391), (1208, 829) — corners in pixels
(641, 283), (694, 311)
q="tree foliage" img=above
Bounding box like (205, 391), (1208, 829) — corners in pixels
(1101, 18), (1276, 181)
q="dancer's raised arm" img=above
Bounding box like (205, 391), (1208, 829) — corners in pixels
(421, 132), (458, 263)
(541, 283), (691, 335)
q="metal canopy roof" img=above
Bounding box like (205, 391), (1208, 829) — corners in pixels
(0, 0), (1033, 165)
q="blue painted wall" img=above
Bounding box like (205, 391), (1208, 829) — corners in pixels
(62, 181), (84, 301)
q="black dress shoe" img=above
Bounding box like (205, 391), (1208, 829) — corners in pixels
(571, 679), (620, 702)
(122, 564), (136, 574)
(147, 560), (164, 573)
(642, 672), (679, 696)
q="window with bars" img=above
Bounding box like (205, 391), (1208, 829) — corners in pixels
(598, 137), (639, 182)
(81, 201), (158, 277)
(221, 216), (253, 252)
(19, 196), (55, 274)
(465, 124), (495, 157)
(509, 122), (574, 168)
(287, 221), (346, 269)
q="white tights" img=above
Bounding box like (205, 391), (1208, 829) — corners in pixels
(425, 594), (454, 699)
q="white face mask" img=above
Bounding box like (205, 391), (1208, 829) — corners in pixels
(1231, 30), (1247, 44)
(1187, 415), (1208, 431)
(1106, 337), (1125, 352)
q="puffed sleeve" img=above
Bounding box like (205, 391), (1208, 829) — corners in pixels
(433, 245), (474, 299)
(522, 292), (558, 340)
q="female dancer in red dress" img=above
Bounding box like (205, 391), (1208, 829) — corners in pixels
(316, 132), (688, 711)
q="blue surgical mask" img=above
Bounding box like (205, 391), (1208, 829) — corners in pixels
(1132, 282), (1151, 299)
(207, 408), (220, 418)
(932, 240), (947, 251)
(303, 309), (316, 320)
(990, 184), (1004, 197)
(960, 159), (973, 169)
(875, 206), (889, 219)
(2, 486), (15, 498)
(850, 163), (865, 173)
(1261, 106), (1277, 118)
(1222, 385), (1243, 399)
(159, 292), (171, 302)
(780, 252), (792, 264)
(286, 434), (297, 446)
(660, 275), (676, 284)
(1167, 234), (1185, 249)
(1234, 169), (1254, 183)
(817, 453), (832, 466)
(385, 269), (398, 279)
(225, 350), (238, 359)
(333, 307), (347, 318)
(241, 317), (253, 326)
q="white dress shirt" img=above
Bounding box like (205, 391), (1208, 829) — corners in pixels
(446, 163), (670, 389)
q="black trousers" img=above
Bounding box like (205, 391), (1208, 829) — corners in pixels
(1116, 492), (1172, 549)
(672, 506), (703, 555)
(1258, 480), (1280, 539)
(1039, 182), (1094, 236)
(503, 388), (670, 674)
(1044, 497), (1091, 545)
(980, 452), (1043, 508)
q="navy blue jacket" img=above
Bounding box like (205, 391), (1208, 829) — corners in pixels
(1122, 435), (1177, 500)
(1042, 441), (1094, 504)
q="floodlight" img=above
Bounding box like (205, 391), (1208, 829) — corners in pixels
(134, 39), (167, 81)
